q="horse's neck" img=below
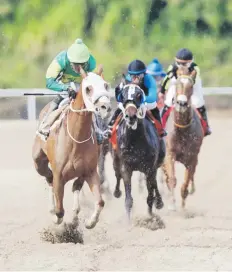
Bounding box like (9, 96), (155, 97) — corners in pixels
(123, 121), (145, 142)
(68, 88), (93, 139)
(174, 106), (193, 126)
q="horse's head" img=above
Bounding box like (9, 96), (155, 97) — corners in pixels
(78, 65), (112, 118)
(175, 69), (194, 113)
(119, 84), (145, 129)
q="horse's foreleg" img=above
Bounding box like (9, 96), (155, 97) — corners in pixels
(72, 177), (85, 224)
(163, 155), (177, 211)
(181, 161), (197, 208)
(52, 174), (65, 224)
(85, 169), (105, 229)
(113, 154), (122, 198)
(146, 170), (164, 215)
(121, 165), (133, 221)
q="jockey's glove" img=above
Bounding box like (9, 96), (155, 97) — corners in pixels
(67, 87), (77, 99)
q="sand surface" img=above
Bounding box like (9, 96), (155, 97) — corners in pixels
(0, 115), (232, 271)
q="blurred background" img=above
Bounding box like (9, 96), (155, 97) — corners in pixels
(0, 0), (232, 118)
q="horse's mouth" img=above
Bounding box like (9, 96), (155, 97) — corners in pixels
(125, 115), (138, 130)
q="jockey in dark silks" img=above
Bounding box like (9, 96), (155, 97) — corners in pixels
(107, 59), (167, 137)
(159, 48), (212, 136)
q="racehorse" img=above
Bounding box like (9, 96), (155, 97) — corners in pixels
(160, 66), (204, 210)
(110, 83), (165, 219)
(94, 96), (112, 192)
(32, 65), (111, 229)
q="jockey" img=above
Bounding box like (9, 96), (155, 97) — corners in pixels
(107, 59), (167, 137)
(38, 38), (96, 138)
(146, 58), (166, 92)
(159, 48), (212, 136)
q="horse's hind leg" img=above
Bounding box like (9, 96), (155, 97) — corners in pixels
(32, 143), (53, 185)
(85, 169), (105, 229)
(72, 177), (85, 225)
(32, 142), (54, 214)
(181, 162), (197, 208)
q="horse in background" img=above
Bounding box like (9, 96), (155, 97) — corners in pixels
(110, 83), (165, 219)
(160, 66), (204, 210)
(32, 66), (111, 229)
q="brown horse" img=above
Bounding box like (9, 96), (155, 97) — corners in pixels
(160, 66), (204, 210)
(32, 66), (111, 229)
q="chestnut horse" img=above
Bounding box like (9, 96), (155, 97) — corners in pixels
(160, 66), (204, 210)
(32, 66), (111, 229)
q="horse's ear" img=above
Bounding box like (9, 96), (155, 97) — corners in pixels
(97, 64), (104, 76)
(79, 65), (87, 78)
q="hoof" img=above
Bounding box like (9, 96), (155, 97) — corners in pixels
(114, 189), (122, 198)
(52, 215), (63, 225)
(154, 196), (164, 209)
(85, 218), (98, 229)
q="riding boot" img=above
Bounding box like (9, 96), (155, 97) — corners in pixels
(161, 104), (171, 127)
(38, 95), (63, 138)
(150, 107), (167, 137)
(197, 105), (212, 136)
(107, 107), (122, 138)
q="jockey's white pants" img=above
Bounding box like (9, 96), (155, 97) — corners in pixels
(164, 76), (205, 108)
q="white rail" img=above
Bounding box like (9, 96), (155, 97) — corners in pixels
(0, 87), (231, 121)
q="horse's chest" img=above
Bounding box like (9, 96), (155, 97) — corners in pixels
(171, 134), (199, 161)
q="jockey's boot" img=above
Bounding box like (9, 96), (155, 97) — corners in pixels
(151, 107), (167, 137)
(161, 104), (171, 127)
(106, 107), (122, 138)
(38, 101), (59, 138)
(197, 105), (212, 136)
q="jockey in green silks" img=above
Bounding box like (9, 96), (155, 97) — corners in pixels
(38, 38), (96, 138)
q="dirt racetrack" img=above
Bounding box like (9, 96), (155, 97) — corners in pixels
(0, 113), (232, 271)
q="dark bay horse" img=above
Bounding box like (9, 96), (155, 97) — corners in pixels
(32, 66), (111, 229)
(110, 84), (165, 219)
(161, 67), (204, 210)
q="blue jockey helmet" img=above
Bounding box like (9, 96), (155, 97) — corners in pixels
(128, 59), (146, 75)
(146, 58), (166, 77)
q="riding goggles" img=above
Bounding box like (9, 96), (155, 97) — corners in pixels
(71, 61), (89, 71)
(175, 60), (193, 68)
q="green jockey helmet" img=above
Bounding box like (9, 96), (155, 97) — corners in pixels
(67, 38), (90, 63)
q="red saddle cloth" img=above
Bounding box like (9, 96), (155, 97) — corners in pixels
(161, 106), (207, 135)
